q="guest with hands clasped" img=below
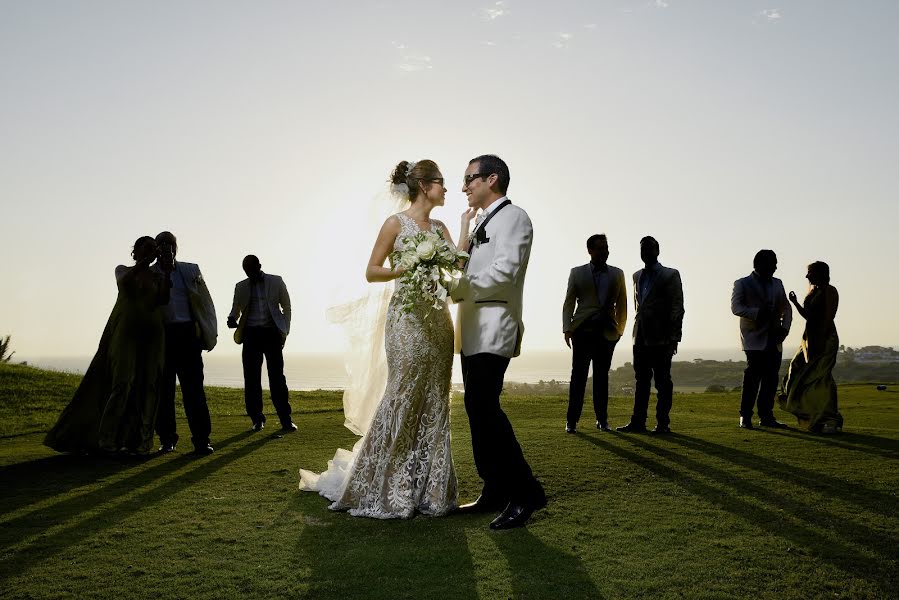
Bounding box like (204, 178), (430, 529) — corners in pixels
(617, 236), (684, 435)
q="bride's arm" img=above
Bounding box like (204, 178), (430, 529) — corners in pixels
(365, 216), (404, 282)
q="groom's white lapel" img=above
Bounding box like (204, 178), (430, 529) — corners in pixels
(453, 198), (532, 358)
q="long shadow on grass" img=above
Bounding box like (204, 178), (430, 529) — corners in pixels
(492, 527), (605, 599)
(0, 430), (268, 581)
(666, 434), (898, 518)
(290, 494), (479, 599)
(0, 452), (152, 517)
(0, 430), (253, 529)
(759, 428), (899, 459)
(583, 435), (897, 594)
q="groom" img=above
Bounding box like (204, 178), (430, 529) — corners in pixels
(451, 154), (546, 530)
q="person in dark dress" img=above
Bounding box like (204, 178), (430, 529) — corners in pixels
(45, 236), (170, 454)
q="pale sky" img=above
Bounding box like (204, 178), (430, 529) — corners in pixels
(3, 1), (898, 361)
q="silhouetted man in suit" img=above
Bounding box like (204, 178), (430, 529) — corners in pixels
(154, 231), (217, 455)
(562, 234), (627, 433)
(731, 249), (792, 429)
(227, 255), (297, 433)
(617, 236), (684, 434)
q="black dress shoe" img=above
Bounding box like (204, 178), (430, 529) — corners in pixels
(596, 421), (612, 432)
(456, 495), (507, 514)
(251, 421), (265, 432)
(759, 419), (789, 429)
(616, 423), (647, 433)
(490, 502), (535, 530)
(192, 443), (215, 455)
(739, 417), (754, 429)
(650, 425), (671, 435)
(158, 442), (176, 453)
(565, 422), (577, 434)
(280, 422), (298, 432)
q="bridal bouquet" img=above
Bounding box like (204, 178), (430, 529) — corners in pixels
(391, 228), (469, 314)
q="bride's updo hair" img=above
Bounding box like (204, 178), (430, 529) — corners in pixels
(390, 159), (441, 202)
(131, 235), (156, 260)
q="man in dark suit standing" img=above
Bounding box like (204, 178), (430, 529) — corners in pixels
(227, 255), (297, 433)
(562, 234), (627, 433)
(617, 236), (685, 434)
(154, 231), (217, 455)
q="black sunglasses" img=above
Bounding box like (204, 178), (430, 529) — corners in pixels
(463, 173), (490, 185)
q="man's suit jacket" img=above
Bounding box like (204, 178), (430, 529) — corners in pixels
(632, 264), (684, 347)
(451, 201), (531, 358)
(562, 263), (627, 341)
(158, 261), (218, 351)
(731, 273), (792, 351)
(228, 273), (291, 344)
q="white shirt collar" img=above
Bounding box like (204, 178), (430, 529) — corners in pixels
(481, 196), (508, 216)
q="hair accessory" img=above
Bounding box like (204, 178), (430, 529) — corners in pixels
(390, 182), (410, 196)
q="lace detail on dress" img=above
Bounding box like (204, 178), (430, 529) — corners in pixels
(300, 213), (458, 518)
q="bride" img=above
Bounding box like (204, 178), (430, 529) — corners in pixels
(300, 159), (471, 518)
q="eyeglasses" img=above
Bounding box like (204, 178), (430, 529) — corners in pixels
(463, 173), (490, 186)
(424, 178), (445, 186)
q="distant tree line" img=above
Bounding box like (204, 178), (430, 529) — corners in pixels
(503, 346), (899, 396)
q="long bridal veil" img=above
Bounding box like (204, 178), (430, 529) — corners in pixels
(298, 186), (408, 499)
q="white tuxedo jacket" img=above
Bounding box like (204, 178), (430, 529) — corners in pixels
(451, 201), (531, 358)
(228, 273), (291, 344)
(731, 273), (792, 351)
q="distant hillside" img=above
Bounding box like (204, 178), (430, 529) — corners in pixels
(504, 346), (899, 395)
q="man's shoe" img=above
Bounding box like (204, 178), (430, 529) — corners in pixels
(650, 425), (671, 435)
(759, 419), (789, 429)
(457, 495), (507, 515)
(489, 502), (535, 530)
(251, 421), (265, 432)
(192, 443), (215, 455)
(616, 423), (647, 433)
(739, 417), (754, 430)
(158, 442), (176, 453)
(596, 422), (612, 432)
(281, 422), (298, 433)
(565, 422), (577, 434)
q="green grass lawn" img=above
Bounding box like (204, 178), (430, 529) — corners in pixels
(1, 362), (897, 599)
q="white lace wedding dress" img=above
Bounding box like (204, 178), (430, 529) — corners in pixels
(299, 214), (458, 518)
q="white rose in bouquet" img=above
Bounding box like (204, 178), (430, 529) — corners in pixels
(416, 240), (437, 261)
(390, 226), (470, 316)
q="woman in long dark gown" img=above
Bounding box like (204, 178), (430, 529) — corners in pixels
(45, 237), (170, 454)
(779, 261), (842, 433)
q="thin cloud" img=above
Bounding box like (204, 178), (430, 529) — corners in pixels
(552, 32), (574, 49)
(391, 41), (433, 72)
(759, 8), (782, 23)
(753, 8), (783, 25)
(654, 0), (670, 8)
(584, 23), (598, 30)
(396, 55), (433, 72)
(482, 1), (508, 20)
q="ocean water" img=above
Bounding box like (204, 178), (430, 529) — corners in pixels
(24, 348), (745, 391)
